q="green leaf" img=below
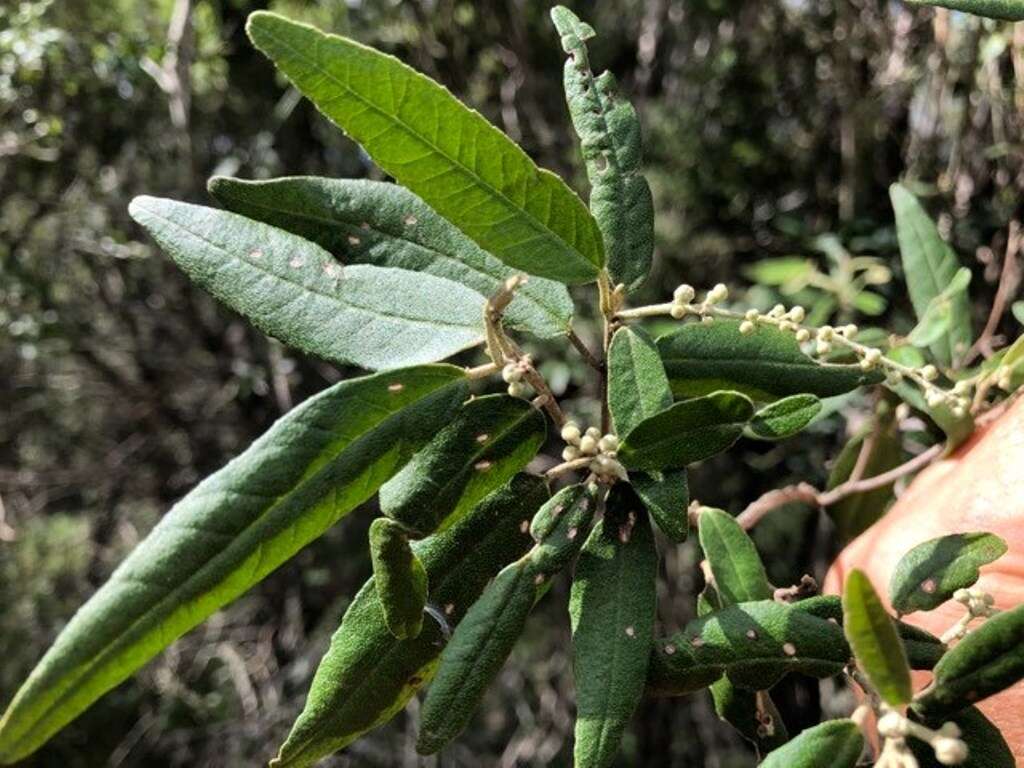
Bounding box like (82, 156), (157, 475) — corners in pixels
(825, 412), (904, 542)
(368, 518), (428, 639)
(912, 604), (1024, 719)
(852, 290), (887, 317)
(0, 366), (467, 764)
(908, 267), (972, 349)
(842, 569), (913, 706)
(890, 533), (1008, 615)
(742, 257), (816, 289)
(607, 326), (673, 436)
(890, 183), (973, 366)
(1013, 301), (1024, 325)
(550, 6), (654, 289)
(709, 682), (789, 755)
(380, 394), (546, 536)
(647, 601), (851, 696)
(760, 719), (864, 768)
(903, 0), (1024, 20)
(246, 12), (604, 285)
(657, 320), (883, 401)
(208, 176), (574, 339)
(618, 390), (754, 470)
(886, 345), (975, 447)
(909, 706), (1015, 768)
(417, 484), (597, 755)
(793, 595), (947, 671)
(631, 470), (689, 543)
(698, 508), (772, 605)
(569, 487), (658, 768)
(748, 394), (822, 440)
(129, 196), (485, 371)
(271, 474), (545, 768)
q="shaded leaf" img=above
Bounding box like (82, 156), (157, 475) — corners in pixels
(709, 682), (789, 755)
(760, 719), (864, 768)
(528, 483), (600, 575)
(657, 320), (882, 401)
(890, 183), (973, 366)
(908, 267), (972, 348)
(742, 257), (815, 289)
(912, 605), (1024, 719)
(843, 569), (912, 706)
(247, 12), (604, 284)
(909, 706), (1015, 768)
(619, 391), (754, 470)
(380, 394), (546, 536)
(0, 366), (467, 764)
(890, 533), (1008, 615)
(130, 196), (484, 370)
(886, 345), (974, 447)
(270, 474), (545, 768)
(749, 394), (822, 440)
(903, 0), (1024, 20)
(607, 326), (672, 436)
(208, 176), (574, 339)
(699, 507), (772, 605)
(550, 6), (653, 289)
(570, 487), (658, 768)
(631, 470), (689, 543)
(368, 518), (428, 639)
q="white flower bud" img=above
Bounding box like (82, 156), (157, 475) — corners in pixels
(788, 305), (806, 323)
(865, 348), (882, 364)
(507, 382), (527, 398)
(921, 365), (939, 382)
(739, 320), (756, 335)
(707, 283), (729, 303)
(818, 326), (834, 341)
(933, 737), (968, 765)
(877, 711), (907, 739)
(598, 434), (619, 453)
(501, 363), (521, 383)
(579, 435), (599, 455)
(769, 303), (786, 318)
(842, 324), (858, 338)
(895, 403), (911, 421)
(745, 308), (759, 321)
(926, 391), (944, 408)
(670, 303), (687, 319)
(585, 426), (602, 439)
(860, 358), (876, 371)
(673, 284), (695, 303)
(562, 445), (581, 461)
(953, 380), (971, 395)
(816, 340), (832, 355)
(561, 421), (582, 444)
(795, 328), (811, 343)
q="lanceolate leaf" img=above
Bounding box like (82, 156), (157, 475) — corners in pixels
(647, 601), (850, 696)
(618, 391), (754, 470)
(912, 605), (1024, 720)
(657, 320), (882, 401)
(368, 518), (428, 639)
(380, 394), (546, 536)
(570, 488), (658, 768)
(208, 176), (574, 339)
(760, 719), (864, 768)
(130, 196), (485, 371)
(246, 12), (604, 285)
(698, 508), (772, 605)
(608, 326), (673, 436)
(842, 569), (913, 706)
(903, 0), (1024, 20)
(417, 484), (597, 754)
(909, 707), (1015, 768)
(748, 394), (822, 440)
(550, 6), (654, 289)
(271, 474), (546, 768)
(886, 345), (975, 447)
(631, 470), (689, 543)
(0, 366), (467, 764)
(890, 183), (973, 366)
(890, 532), (1008, 615)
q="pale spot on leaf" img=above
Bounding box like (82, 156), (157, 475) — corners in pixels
(921, 578), (937, 594)
(664, 643), (677, 655)
(347, 235), (361, 246)
(625, 625), (635, 638)
(783, 642), (797, 656)
(690, 636), (704, 648)
(387, 382), (405, 393)
(404, 214), (418, 226)
(746, 629), (758, 640)
(474, 460), (492, 472)
(248, 249), (263, 260)
(289, 256), (305, 269)
(475, 433), (489, 443)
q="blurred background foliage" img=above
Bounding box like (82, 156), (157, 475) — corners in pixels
(1, 0), (1022, 765)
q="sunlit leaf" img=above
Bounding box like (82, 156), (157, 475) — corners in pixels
(748, 394), (822, 440)
(842, 569), (912, 706)
(760, 719), (864, 768)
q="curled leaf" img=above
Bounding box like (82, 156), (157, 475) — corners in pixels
(368, 518), (428, 639)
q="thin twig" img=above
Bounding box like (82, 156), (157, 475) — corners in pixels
(567, 327), (603, 372)
(545, 457), (594, 478)
(964, 220), (1021, 365)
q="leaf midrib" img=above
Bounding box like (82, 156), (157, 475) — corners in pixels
(256, 19), (597, 276)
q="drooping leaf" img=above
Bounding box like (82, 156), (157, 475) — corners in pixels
(129, 196), (485, 371)
(646, 600), (850, 696)
(657, 320), (882, 401)
(842, 569), (913, 706)
(618, 391), (754, 470)
(825, 411), (904, 542)
(208, 176), (574, 339)
(903, 0), (1024, 20)
(711, 682), (789, 755)
(246, 12), (604, 284)
(909, 706), (1015, 768)
(417, 484), (597, 755)
(759, 719), (864, 768)
(912, 604), (1024, 720)
(608, 326), (673, 436)
(631, 470), (689, 543)
(0, 366), (467, 764)
(570, 487), (657, 768)
(698, 507), (772, 605)
(908, 268), (971, 348)
(890, 533), (1008, 615)
(890, 183), (973, 366)
(792, 595), (946, 671)
(748, 394), (822, 440)
(368, 518), (428, 639)
(380, 394), (546, 536)
(270, 474), (546, 768)
(550, 6), (654, 289)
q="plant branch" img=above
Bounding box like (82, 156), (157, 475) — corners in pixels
(964, 219), (1021, 365)
(567, 327), (603, 372)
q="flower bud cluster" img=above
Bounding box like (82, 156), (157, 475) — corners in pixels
(669, 283), (727, 320)
(561, 421), (627, 482)
(502, 358), (534, 399)
(875, 708), (968, 766)
(942, 587), (999, 642)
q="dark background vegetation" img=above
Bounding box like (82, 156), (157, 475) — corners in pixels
(2, 0), (1022, 765)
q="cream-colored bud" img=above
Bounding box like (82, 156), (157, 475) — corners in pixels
(895, 403), (911, 421)
(561, 422), (582, 444)
(502, 363), (520, 383)
(708, 283), (729, 302)
(865, 348), (882, 364)
(788, 305), (806, 323)
(769, 303), (786, 318)
(579, 435), (598, 455)
(926, 391), (944, 408)
(745, 308), (759, 321)
(739, 320), (756, 335)
(670, 303), (686, 319)
(877, 711), (907, 739)
(598, 434), (619, 453)
(673, 284), (695, 303)
(818, 326), (834, 341)
(795, 328), (811, 343)
(933, 737), (968, 765)
(816, 340), (832, 355)
(842, 324), (858, 338)
(953, 380), (971, 395)
(507, 382), (527, 398)
(585, 426), (602, 439)
(562, 445), (581, 461)
(860, 358), (875, 371)
(921, 364), (939, 381)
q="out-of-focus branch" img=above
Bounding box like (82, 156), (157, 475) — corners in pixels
(965, 220), (1022, 364)
(141, 0), (194, 143)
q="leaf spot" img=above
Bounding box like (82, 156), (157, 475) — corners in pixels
(347, 235), (361, 246)
(519, 519), (529, 533)
(387, 382), (405, 393)
(474, 460), (492, 472)
(782, 642), (797, 656)
(248, 249), (263, 260)
(921, 578), (937, 594)
(444, 602), (455, 615)
(690, 636), (704, 648)
(664, 643), (677, 655)
(567, 527), (578, 541)
(289, 256), (305, 269)
(404, 214), (418, 226)
(476, 433), (489, 443)
(534, 573), (545, 585)
(323, 262), (343, 279)
(625, 625), (636, 638)
(745, 629), (758, 640)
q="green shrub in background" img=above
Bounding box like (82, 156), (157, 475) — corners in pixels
(2, 2), (1024, 766)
